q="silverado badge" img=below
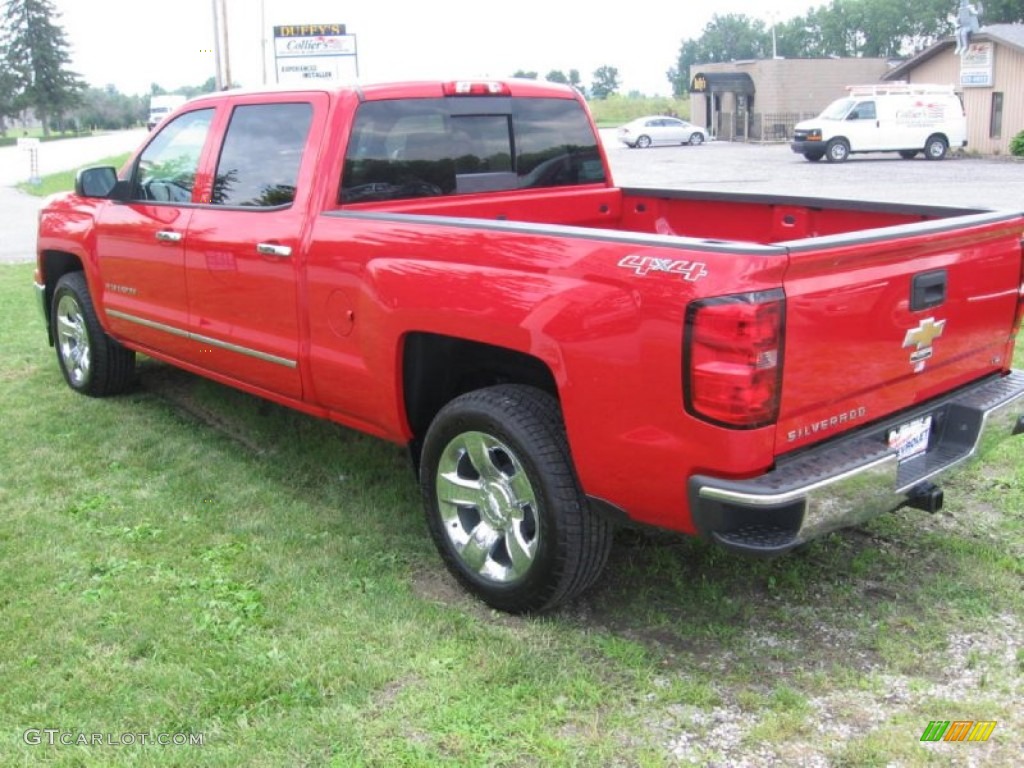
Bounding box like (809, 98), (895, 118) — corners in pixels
(903, 317), (946, 372)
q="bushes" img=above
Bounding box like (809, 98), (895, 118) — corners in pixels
(1011, 130), (1024, 157)
(587, 95), (691, 127)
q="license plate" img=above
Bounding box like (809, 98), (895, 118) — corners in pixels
(888, 416), (932, 462)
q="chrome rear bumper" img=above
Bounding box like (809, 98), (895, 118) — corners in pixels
(690, 370), (1024, 554)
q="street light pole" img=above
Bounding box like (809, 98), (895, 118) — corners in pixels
(767, 11), (780, 59)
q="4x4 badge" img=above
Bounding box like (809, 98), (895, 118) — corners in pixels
(617, 255), (708, 282)
(903, 317), (946, 372)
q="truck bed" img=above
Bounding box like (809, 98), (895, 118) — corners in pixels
(335, 184), (999, 245)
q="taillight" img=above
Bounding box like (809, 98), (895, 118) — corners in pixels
(443, 81), (511, 96)
(684, 289), (785, 428)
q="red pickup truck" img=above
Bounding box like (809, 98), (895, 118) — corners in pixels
(35, 80), (1024, 613)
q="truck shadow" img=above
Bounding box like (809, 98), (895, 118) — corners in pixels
(133, 358), (1016, 685)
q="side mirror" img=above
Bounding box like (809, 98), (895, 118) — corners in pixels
(75, 166), (119, 198)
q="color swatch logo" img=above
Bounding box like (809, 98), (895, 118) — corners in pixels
(920, 721), (997, 742)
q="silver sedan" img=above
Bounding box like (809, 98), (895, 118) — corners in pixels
(617, 116), (708, 148)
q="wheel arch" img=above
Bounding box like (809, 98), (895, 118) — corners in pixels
(39, 250), (85, 345)
(402, 332), (559, 465)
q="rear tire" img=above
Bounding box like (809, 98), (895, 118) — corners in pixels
(688, 133), (705, 146)
(924, 135), (948, 160)
(636, 135), (652, 148)
(419, 385), (613, 614)
(825, 138), (850, 163)
(51, 272), (135, 397)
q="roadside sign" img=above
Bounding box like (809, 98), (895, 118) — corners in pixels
(273, 23), (358, 85)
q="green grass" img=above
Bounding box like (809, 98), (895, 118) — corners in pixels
(2, 262), (1022, 765)
(17, 153), (132, 197)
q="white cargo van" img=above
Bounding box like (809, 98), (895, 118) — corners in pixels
(147, 94), (187, 131)
(791, 84), (967, 163)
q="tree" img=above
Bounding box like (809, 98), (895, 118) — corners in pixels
(511, 70), (538, 80)
(72, 85), (146, 130)
(983, 0), (1024, 24)
(667, 15), (769, 95)
(0, 41), (18, 131)
(665, 0), (1024, 95)
(178, 77), (217, 99)
(1, 0), (83, 135)
(545, 69), (569, 84)
(590, 65), (620, 100)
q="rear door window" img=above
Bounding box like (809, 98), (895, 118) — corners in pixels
(211, 102), (313, 207)
(341, 97), (604, 203)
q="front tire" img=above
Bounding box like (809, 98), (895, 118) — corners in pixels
(825, 138), (850, 163)
(899, 150), (918, 159)
(804, 151), (824, 162)
(688, 133), (705, 146)
(419, 385), (613, 614)
(52, 272), (135, 396)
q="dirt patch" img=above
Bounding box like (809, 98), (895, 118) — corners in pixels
(138, 363), (270, 456)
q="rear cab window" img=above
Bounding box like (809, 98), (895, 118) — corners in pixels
(341, 95), (605, 204)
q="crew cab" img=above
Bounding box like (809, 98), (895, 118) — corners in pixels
(35, 80), (1024, 613)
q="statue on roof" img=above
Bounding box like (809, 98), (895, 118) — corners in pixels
(954, 0), (982, 55)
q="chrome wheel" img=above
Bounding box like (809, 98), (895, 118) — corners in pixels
(56, 293), (91, 387)
(50, 272), (135, 396)
(420, 385), (614, 613)
(436, 430), (539, 584)
(636, 135), (652, 148)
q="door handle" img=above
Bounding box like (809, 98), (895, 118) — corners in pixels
(256, 243), (293, 258)
(155, 230), (182, 243)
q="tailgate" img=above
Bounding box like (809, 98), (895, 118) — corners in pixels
(778, 212), (1024, 454)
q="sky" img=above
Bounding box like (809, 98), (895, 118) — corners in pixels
(51, 0), (824, 97)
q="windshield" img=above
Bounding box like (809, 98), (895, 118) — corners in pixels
(819, 98), (855, 120)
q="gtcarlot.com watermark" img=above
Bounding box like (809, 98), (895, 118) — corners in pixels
(23, 729), (205, 747)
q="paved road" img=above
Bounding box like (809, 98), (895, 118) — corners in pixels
(0, 129), (146, 186)
(0, 130), (146, 265)
(3, 130), (1022, 265)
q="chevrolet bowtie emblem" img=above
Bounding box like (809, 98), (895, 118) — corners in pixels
(903, 317), (946, 350)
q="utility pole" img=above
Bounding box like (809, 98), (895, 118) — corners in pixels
(211, 0), (232, 90)
(221, 0), (232, 89)
(211, 0), (223, 90)
(261, 0), (268, 85)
